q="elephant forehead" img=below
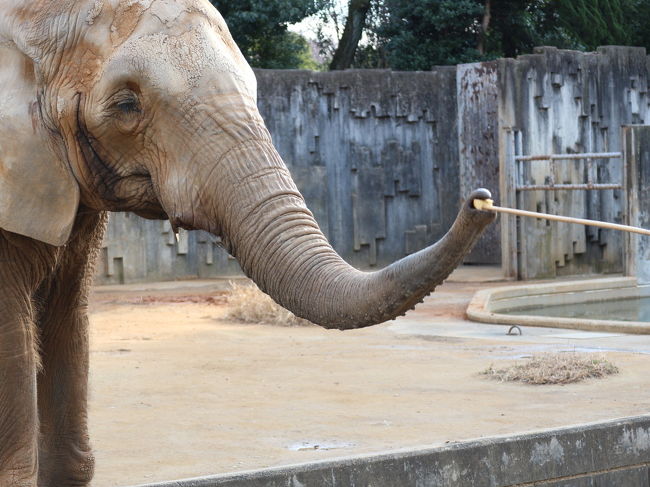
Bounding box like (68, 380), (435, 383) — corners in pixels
(115, 25), (256, 97)
(90, 0), (225, 46)
(86, 0), (192, 23)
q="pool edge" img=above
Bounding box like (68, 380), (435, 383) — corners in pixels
(467, 276), (650, 334)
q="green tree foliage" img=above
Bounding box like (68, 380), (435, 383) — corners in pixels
(347, 0), (650, 70)
(481, 0), (580, 58)
(553, 0), (649, 52)
(376, 0), (485, 70)
(629, 0), (650, 49)
(209, 0), (650, 71)
(372, 0), (583, 69)
(555, 0), (632, 50)
(209, 0), (325, 69)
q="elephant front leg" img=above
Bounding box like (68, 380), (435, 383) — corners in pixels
(0, 229), (65, 486)
(36, 211), (105, 487)
(0, 301), (40, 486)
(37, 307), (94, 487)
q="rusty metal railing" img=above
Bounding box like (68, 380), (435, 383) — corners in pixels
(501, 136), (626, 280)
(514, 151), (623, 192)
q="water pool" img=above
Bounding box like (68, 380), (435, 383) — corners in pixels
(467, 277), (650, 334)
(504, 297), (650, 322)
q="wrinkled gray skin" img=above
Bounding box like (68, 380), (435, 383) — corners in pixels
(0, 0), (495, 485)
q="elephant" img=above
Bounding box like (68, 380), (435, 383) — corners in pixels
(0, 0), (495, 485)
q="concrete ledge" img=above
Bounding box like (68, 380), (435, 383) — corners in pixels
(130, 416), (650, 487)
(467, 277), (650, 334)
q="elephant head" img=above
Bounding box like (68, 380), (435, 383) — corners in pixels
(0, 0), (495, 329)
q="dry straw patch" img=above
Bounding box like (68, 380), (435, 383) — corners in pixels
(482, 352), (619, 385)
(225, 282), (314, 327)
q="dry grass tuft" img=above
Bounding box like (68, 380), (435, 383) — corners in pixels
(225, 282), (315, 327)
(482, 352), (619, 385)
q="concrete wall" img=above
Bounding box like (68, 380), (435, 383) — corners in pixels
(457, 62), (501, 265)
(256, 69), (460, 270)
(96, 46), (650, 284)
(624, 125), (650, 284)
(499, 46), (650, 280)
(130, 415), (650, 487)
(98, 217), (242, 284)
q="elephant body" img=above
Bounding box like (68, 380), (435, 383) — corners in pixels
(0, 1), (494, 485)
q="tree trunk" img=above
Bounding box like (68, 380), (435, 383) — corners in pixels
(478, 0), (492, 55)
(330, 0), (372, 70)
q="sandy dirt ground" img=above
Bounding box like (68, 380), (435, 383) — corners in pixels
(87, 268), (650, 486)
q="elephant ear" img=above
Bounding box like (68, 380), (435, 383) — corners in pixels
(0, 43), (79, 246)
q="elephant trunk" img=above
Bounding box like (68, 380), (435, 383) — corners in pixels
(193, 138), (494, 330)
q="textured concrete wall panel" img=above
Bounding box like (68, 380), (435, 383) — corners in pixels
(256, 69), (460, 270)
(457, 61), (501, 264)
(624, 125), (650, 284)
(498, 46), (650, 279)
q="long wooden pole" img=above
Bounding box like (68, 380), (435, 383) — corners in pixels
(473, 199), (650, 237)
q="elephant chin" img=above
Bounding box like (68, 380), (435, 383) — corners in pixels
(186, 138), (495, 331)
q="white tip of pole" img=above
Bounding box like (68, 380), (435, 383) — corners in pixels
(473, 198), (494, 211)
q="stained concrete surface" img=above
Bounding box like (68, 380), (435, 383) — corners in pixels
(131, 415), (650, 487)
(87, 266), (650, 486)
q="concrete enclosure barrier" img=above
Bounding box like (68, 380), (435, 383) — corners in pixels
(130, 415), (650, 487)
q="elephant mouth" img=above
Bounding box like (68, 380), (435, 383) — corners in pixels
(119, 174), (169, 220)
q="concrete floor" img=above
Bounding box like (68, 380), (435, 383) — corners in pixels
(86, 266), (650, 486)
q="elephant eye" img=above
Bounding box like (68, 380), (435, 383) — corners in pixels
(110, 90), (141, 116)
(116, 99), (140, 114)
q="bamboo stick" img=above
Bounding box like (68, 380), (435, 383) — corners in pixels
(473, 199), (650, 237)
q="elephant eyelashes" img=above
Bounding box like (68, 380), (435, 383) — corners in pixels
(108, 89), (143, 132)
(109, 90), (142, 118)
(115, 99), (140, 114)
